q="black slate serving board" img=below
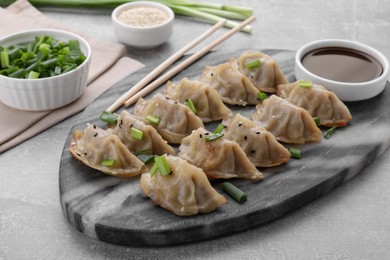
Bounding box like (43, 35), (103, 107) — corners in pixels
(59, 49), (390, 246)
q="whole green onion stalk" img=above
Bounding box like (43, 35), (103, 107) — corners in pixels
(0, 0), (253, 33)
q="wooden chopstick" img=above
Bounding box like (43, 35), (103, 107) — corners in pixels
(106, 19), (228, 113)
(123, 15), (256, 108)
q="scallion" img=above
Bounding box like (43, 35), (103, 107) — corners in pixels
(324, 126), (336, 139)
(288, 147), (301, 159)
(299, 80), (313, 88)
(130, 127), (144, 140)
(27, 71), (40, 79)
(146, 115), (160, 125)
(137, 154), (156, 165)
(185, 98), (197, 114)
(221, 182), (247, 203)
(205, 132), (224, 142)
(154, 155), (171, 176)
(150, 163), (158, 177)
(102, 159), (115, 167)
(100, 111), (119, 125)
(256, 91), (268, 102)
(245, 59), (261, 69)
(213, 123), (225, 134)
(313, 116), (320, 125)
(1, 50), (10, 68)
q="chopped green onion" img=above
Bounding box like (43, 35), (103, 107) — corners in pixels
(245, 59), (261, 69)
(1, 50), (10, 68)
(205, 132), (224, 142)
(221, 182), (247, 203)
(299, 80), (313, 88)
(27, 71), (39, 79)
(135, 149), (152, 156)
(130, 127), (144, 140)
(288, 147), (301, 159)
(213, 123), (225, 134)
(313, 116), (320, 125)
(256, 91), (268, 102)
(185, 98), (197, 114)
(100, 111), (119, 125)
(150, 163), (158, 177)
(101, 159), (115, 167)
(324, 126), (337, 139)
(146, 115), (160, 125)
(154, 155), (171, 176)
(137, 154), (156, 165)
(0, 35), (86, 79)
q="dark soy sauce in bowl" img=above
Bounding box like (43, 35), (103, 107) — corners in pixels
(301, 47), (383, 83)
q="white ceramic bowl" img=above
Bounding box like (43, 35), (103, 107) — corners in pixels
(295, 39), (389, 101)
(112, 1), (174, 49)
(0, 29), (91, 111)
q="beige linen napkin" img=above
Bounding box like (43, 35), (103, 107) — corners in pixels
(0, 0), (144, 153)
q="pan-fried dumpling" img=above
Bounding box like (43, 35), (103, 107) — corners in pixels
(162, 77), (233, 122)
(178, 128), (262, 180)
(223, 114), (291, 167)
(140, 155), (227, 216)
(69, 124), (144, 177)
(134, 93), (204, 144)
(110, 110), (175, 155)
(200, 62), (259, 106)
(276, 80), (352, 127)
(232, 50), (288, 93)
(252, 95), (322, 144)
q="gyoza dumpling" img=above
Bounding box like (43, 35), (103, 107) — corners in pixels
(223, 114), (291, 167)
(277, 80), (352, 127)
(162, 77), (232, 122)
(140, 155), (227, 216)
(69, 124), (144, 177)
(200, 62), (259, 106)
(178, 128), (262, 180)
(232, 50), (288, 93)
(110, 110), (175, 155)
(252, 95), (322, 144)
(134, 93), (204, 144)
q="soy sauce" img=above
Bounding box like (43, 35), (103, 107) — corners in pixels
(301, 47), (383, 83)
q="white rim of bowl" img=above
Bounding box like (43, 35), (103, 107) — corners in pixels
(112, 1), (174, 30)
(295, 39), (389, 86)
(0, 29), (91, 82)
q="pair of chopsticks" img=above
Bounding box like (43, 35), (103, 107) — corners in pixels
(106, 15), (256, 113)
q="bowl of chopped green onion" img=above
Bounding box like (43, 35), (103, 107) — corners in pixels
(0, 29), (91, 111)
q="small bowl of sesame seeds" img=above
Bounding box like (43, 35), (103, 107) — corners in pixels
(112, 1), (174, 49)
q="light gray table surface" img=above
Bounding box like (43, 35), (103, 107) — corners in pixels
(1, 1), (390, 259)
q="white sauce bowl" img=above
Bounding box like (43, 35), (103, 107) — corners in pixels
(295, 39), (389, 101)
(112, 1), (174, 49)
(0, 29), (91, 111)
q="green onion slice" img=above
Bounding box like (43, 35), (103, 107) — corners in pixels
(313, 116), (320, 125)
(130, 127), (144, 140)
(150, 163), (158, 177)
(1, 50), (10, 68)
(213, 123), (225, 134)
(205, 132), (224, 142)
(100, 111), (119, 125)
(27, 71), (39, 79)
(245, 59), (261, 69)
(288, 147), (301, 159)
(185, 98), (197, 114)
(299, 80), (313, 88)
(146, 115), (160, 125)
(221, 182), (247, 203)
(137, 154), (156, 165)
(324, 126), (337, 139)
(256, 91), (268, 102)
(154, 155), (171, 176)
(102, 159), (115, 167)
